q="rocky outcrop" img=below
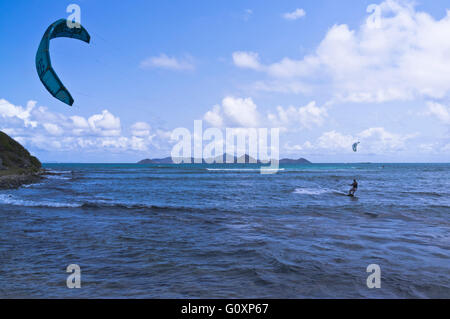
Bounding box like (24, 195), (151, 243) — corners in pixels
(0, 131), (43, 189)
(0, 172), (43, 189)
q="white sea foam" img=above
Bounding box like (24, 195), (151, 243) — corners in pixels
(22, 183), (44, 188)
(0, 194), (80, 208)
(45, 175), (71, 180)
(46, 170), (72, 174)
(293, 188), (330, 195)
(206, 168), (285, 172)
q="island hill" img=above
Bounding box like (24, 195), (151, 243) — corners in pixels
(0, 131), (43, 189)
(138, 154), (311, 164)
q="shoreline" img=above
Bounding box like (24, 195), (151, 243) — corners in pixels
(0, 169), (46, 190)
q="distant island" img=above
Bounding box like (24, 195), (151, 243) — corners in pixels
(278, 158), (312, 164)
(138, 155), (311, 164)
(0, 131), (43, 189)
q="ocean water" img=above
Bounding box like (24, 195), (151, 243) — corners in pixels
(0, 163), (449, 298)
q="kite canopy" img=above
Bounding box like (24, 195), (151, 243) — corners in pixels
(36, 19), (90, 106)
(352, 142), (360, 152)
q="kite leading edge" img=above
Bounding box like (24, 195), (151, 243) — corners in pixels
(35, 19), (90, 106)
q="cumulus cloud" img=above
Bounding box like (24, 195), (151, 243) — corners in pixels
(284, 141), (313, 152)
(222, 97), (260, 127)
(0, 99), (38, 128)
(88, 110), (121, 136)
(442, 143), (450, 153)
(70, 115), (90, 135)
(0, 99), (172, 155)
(234, 0), (450, 102)
(203, 97), (327, 131)
(232, 52), (261, 70)
(140, 54), (195, 71)
(358, 127), (417, 152)
(294, 127), (417, 154)
(203, 97), (260, 128)
(251, 80), (311, 95)
(317, 130), (355, 151)
(203, 105), (224, 128)
(131, 122), (152, 137)
(426, 102), (450, 124)
(283, 9), (306, 21)
(43, 123), (63, 136)
(267, 101), (328, 129)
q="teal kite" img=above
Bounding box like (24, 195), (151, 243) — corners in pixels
(36, 19), (90, 106)
(352, 142), (360, 152)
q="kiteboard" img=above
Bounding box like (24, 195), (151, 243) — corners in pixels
(334, 192), (356, 198)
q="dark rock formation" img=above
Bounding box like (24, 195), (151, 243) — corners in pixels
(0, 131), (43, 189)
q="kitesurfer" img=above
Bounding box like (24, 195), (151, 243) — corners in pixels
(349, 179), (358, 196)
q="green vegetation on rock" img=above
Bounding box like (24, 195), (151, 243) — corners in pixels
(0, 131), (41, 177)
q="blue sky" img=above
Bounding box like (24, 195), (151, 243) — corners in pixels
(1, 0), (450, 162)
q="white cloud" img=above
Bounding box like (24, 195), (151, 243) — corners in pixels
(71, 115), (89, 128)
(0, 99), (37, 128)
(222, 97), (260, 127)
(88, 110), (121, 136)
(251, 80), (311, 94)
(131, 122), (151, 137)
(203, 105), (224, 128)
(426, 102), (450, 124)
(140, 54), (195, 71)
(284, 141), (313, 152)
(43, 123), (63, 136)
(283, 8), (306, 21)
(308, 127), (416, 153)
(156, 129), (173, 140)
(419, 143), (436, 153)
(0, 99), (172, 155)
(268, 101), (328, 129)
(282, 127), (418, 155)
(70, 115), (90, 135)
(204, 97), (260, 128)
(441, 143), (450, 153)
(100, 137), (129, 149)
(232, 52), (261, 70)
(265, 55), (320, 78)
(235, 0), (450, 102)
(204, 97), (326, 131)
(129, 136), (149, 151)
(358, 127), (416, 152)
(317, 130), (356, 151)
